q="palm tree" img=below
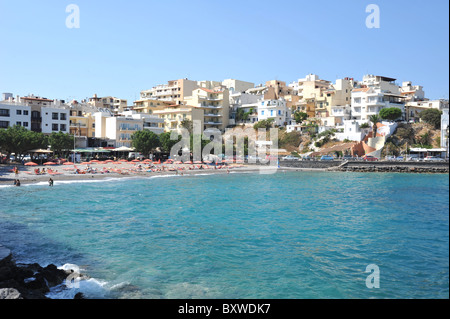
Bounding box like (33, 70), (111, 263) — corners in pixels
(369, 114), (381, 138)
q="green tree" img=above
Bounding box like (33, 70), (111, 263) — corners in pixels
(131, 130), (160, 158)
(419, 109), (442, 129)
(369, 114), (381, 137)
(159, 132), (181, 153)
(253, 119), (274, 130)
(180, 119), (193, 134)
(379, 107), (402, 121)
(293, 111), (308, 124)
(0, 125), (47, 159)
(48, 132), (73, 157)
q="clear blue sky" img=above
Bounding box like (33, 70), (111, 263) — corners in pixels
(0, 0), (448, 104)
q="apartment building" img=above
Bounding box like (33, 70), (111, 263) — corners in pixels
(184, 87), (230, 132)
(257, 99), (291, 127)
(405, 99), (449, 122)
(0, 95), (31, 130)
(94, 111), (163, 148)
(140, 78), (198, 104)
(152, 105), (204, 133)
(88, 94), (128, 113)
(316, 78), (355, 126)
(0, 94), (69, 134)
(229, 92), (262, 125)
(350, 75), (406, 123)
(222, 79), (255, 94)
(132, 99), (173, 114)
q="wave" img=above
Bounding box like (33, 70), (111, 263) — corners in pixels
(46, 264), (110, 299)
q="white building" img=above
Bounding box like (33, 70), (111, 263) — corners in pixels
(41, 106), (70, 134)
(222, 79), (255, 94)
(94, 111), (164, 148)
(0, 94), (69, 134)
(257, 99), (291, 127)
(0, 99), (31, 130)
(351, 75), (406, 123)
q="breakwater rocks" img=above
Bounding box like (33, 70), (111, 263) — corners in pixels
(0, 245), (84, 299)
(332, 161), (449, 174)
(335, 165), (449, 174)
(276, 160), (449, 174)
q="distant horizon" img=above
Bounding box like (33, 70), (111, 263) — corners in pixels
(1, 0), (448, 104)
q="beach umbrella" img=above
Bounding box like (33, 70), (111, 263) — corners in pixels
(43, 162), (57, 165)
(184, 161), (193, 164)
(174, 161), (183, 164)
(132, 159), (140, 162)
(24, 162), (38, 166)
(105, 160), (114, 163)
(119, 159), (129, 162)
(63, 162), (74, 165)
(113, 162), (122, 164)
(80, 162), (91, 165)
(90, 160), (100, 163)
(194, 161), (202, 164)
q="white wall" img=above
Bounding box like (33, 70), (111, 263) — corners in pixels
(41, 107), (70, 134)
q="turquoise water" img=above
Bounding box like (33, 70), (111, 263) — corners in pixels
(0, 171), (448, 299)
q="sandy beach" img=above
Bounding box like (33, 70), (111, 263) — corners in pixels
(0, 162), (289, 186)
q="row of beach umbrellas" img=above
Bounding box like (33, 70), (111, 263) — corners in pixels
(24, 158), (243, 166)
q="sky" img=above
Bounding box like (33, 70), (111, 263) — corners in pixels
(0, 0), (448, 104)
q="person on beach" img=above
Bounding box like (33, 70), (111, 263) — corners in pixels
(48, 178), (54, 187)
(15, 179), (21, 187)
(14, 166), (19, 177)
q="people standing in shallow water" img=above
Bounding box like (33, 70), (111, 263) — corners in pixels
(14, 179), (21, 186)
(48, 178), (54, 187)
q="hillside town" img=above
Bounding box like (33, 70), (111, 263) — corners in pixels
(1, 74), (449, 161)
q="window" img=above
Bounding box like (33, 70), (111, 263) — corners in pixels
(261, 110), (265, 116)
(24, 110), (29, 115)
(60, 124), (67, 131)
(270, 110), (274, 116)
(278, 110), (282, 115)
(16, 110), (22, 115)
(23, 122), (28, 127)
(52, 124), (58, 131)
(0, 121), (9, 128)
(52, 113), (58, 120)
(0, 109), (10, 117)
(60, 113), (67, 120)
(16, 122), (21, 126)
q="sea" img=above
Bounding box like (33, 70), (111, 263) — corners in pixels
(0, 171), (448, 299)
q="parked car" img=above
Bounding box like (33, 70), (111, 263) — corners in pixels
(301, 156), (313, 161)
(423, 156), (445, 162)
(320, 155), (334, 161)
(385, 155), (396, 161)
(362, 155), (378, 162)
(396, 156), (404, 161)
(343, 155), (355, 161)
(282, 155), (299, 161)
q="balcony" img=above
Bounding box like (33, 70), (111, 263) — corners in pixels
(204, 121), (222, 126)
(204, 113), (222, 117)
(199, 104), (223, 109)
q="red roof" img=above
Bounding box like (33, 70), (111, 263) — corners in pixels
(199, 88), (223, 94)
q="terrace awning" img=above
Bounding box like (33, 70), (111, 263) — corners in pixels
(28, 149), (53, 153)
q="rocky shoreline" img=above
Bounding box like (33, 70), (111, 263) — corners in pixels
(0, 245), (84, 299)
